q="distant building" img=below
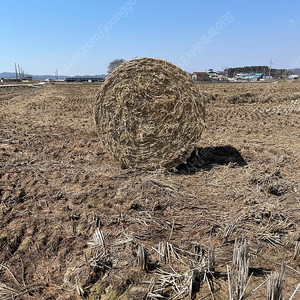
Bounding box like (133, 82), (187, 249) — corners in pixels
(191, 72), (209, 81)
(65, 77), (105, 83)
(235, 73), (249, 80)
(206, 69), (219, 79)
(235, 72), (263, 81)
(242, 72), (263, 81)
(22, 76), (33, 81)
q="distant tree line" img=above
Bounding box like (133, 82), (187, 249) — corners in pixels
(225, 66), (294, 78)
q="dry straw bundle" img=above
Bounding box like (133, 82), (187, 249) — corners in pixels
(94, 57), (205, 170)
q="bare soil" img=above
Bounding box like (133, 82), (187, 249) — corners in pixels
(0, 81), (300, 299)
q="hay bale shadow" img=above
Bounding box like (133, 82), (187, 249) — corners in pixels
(249, 267), (271, 277)
(171, 145), (247, 174)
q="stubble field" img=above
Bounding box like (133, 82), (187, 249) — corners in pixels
(0, 81), (300, 299)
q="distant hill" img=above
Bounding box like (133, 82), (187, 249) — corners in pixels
(0, 72), (107, 81)
(0, 72), (19, 79)
(292, 68), (300, 74)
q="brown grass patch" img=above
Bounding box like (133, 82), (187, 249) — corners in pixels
(0, 81), (300, 299)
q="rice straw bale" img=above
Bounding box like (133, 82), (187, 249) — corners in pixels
(94, 57), (205, 170)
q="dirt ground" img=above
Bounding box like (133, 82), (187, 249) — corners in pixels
(0, 81), (300, 299)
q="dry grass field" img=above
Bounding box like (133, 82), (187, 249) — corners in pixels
(0, 81), (300, 299)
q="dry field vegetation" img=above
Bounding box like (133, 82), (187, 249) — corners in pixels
(0, 81), (300, 299)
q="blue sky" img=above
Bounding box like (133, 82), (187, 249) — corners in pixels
(1, 0), (299, 76)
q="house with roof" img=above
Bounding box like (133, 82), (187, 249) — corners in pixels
(242, 72), (263, 81)
(235, 73), (249, 80)
(206, 69), (219, 79)
(191, 72), (209, 81)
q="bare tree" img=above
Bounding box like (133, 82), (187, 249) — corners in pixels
(107, 59), (126, 74)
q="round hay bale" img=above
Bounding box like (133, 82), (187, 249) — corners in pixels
(94, 57), (205, 170)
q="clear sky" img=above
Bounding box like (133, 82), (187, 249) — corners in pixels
(1, 0), (299, 76)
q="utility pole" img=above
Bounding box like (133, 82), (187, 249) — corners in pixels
(269, 59), (273, 81)
(18, 65), (21, 80)
(15, 63), (18, 82)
